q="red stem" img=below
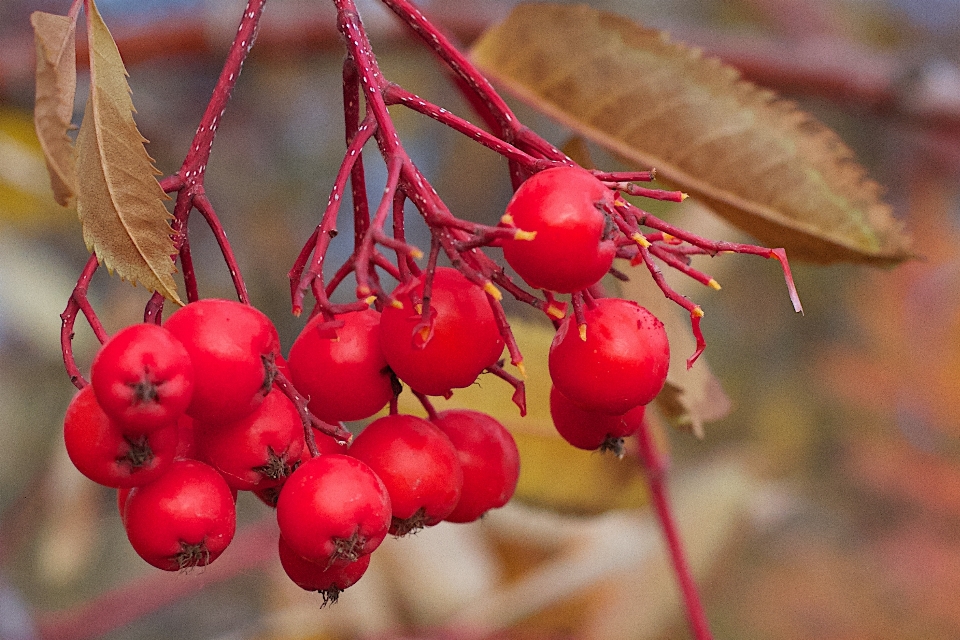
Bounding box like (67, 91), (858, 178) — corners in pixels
(635, 420), (714, 640)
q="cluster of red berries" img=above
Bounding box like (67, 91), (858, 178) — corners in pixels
(61, 165), (671, 604)
(500, 166), (671, 455)
(63, 297), (520, 603)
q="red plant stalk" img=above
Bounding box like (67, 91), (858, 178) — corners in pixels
(636, 420), (714, 640)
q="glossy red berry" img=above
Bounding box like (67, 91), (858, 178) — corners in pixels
(288, 309), (394, 423)
(276, 454), (391, 566)
(63, 386), (178, 488)
(549, 297), (669, 415)
(123, 459), (237, 571)
(278, 535), (371, 603)
(380, 267), (504, 396)
(430, 409), (520, 523)
(194, 388), (304, 491)
(501, 166), (616, 293)
(550, 385), (646, 453)
(164, 298), (280, 425)
(90, 323), (194, 433)
(349, 414), (463, 535)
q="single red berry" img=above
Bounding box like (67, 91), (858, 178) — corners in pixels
(349, 414), (463, 535)
(164, 299), (280, 425)
(193, 388), (304, 491)
(123, 459), (237, 571)
(380, 267), (504, 396)
(63, 386), (178, 488)
(501, 166), (616, 293)
(90, 323), (194, 433)
(276, 454), (391, 566)
(278, 534), (371, 604)
(430, 409), (520, 523)
(549, 297), (669, 415)
(288, 309), (394, 423)
(550, 385), (646, 454)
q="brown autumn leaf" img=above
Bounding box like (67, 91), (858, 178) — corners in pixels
(471, 3), (912, 266)
(75, 0), (180, 303)
(31, 11), (77, 207)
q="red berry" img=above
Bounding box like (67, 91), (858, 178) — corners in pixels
(380, 267), (504, 396)
(194, 388), (304, 491)
(288, 309), (394, 423)
(164, 299), (280, 425)
(430, 409), (520, 523)
(90, 323), (194, 433)
(278, 535), (371, 603)
(349, 414), (463, 535)
(550, 385), (646, 453)
(549, 297), (669, 415)
(63, 386), (178, 488)
(123, 459), (237, 571)
(276, 454), (391, 566)
(501, 166), (616, 293)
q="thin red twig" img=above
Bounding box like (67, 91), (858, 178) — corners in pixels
(636, 420), (714, 640)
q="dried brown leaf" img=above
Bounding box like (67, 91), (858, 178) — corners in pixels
(31, 11), (77, 207)
(471, 3), (912, 265)
(75, 0), (180, 304)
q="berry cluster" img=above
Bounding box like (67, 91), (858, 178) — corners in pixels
(501, 167), (670, 454)
(64, 297), (521, 603)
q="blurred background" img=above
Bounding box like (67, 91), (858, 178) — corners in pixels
(2, 0), (960, 638)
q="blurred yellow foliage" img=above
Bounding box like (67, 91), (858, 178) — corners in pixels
(0, 106), (71, 228)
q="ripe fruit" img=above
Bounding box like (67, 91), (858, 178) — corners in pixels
(164, 298), (280, 425)
(278, 535), (371, 602)
(123, 459), (237, 571)
(288, 309), (393, 422)
(549, 385), (646, 453)
(501, 166), (616, 293)
(276, 454), (391, 566)
(90, 323), (194, 433)
(549, 297), (669, 415)
(430, 409), (520, 523)
(380, 267), (504, 396)
(349, 414), (463, 535)
(63, 386), (178, 488)
(194, 388), (304, 491)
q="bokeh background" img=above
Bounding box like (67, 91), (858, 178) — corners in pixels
(1, 0), (959, 638)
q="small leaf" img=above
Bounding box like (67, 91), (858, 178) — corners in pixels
(75, 0), (180, 303)
(31, 11), (77, 207)
(471, 3), (912, 265)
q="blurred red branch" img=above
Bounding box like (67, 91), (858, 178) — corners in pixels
(8, 6), (960, 137)
(35, 516), (279, 640)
